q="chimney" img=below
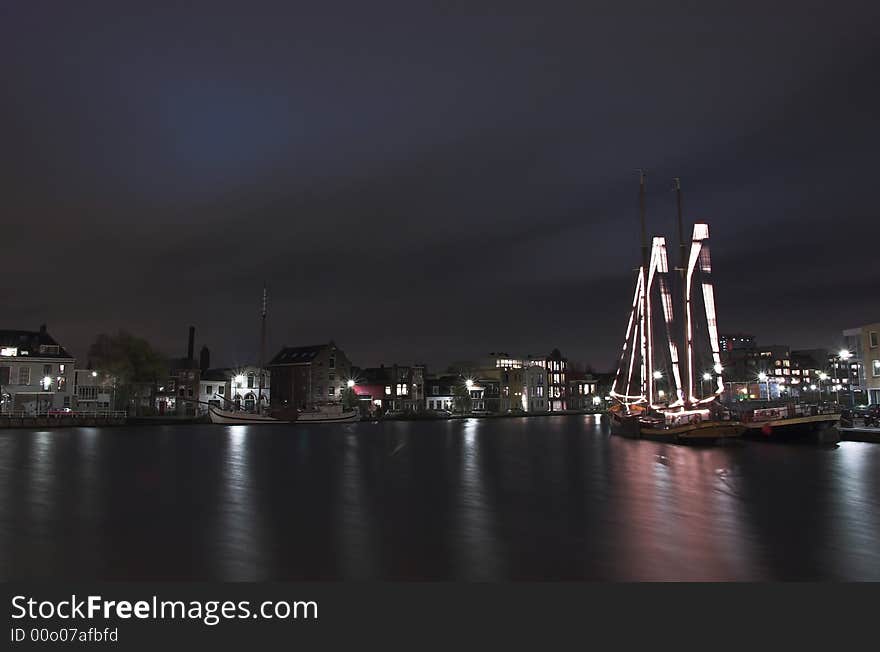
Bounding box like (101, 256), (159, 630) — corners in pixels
(199, 346), (210, 373)
(187, 326), (195, 361)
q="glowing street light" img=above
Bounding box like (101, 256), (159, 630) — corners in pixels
(757, 372), (770, 401)
(839, 349), (852, 360)
(347, 379), (355, 388)
(652, 370), (663, 380)
(702, 372), (712, 381)
(91, 371), (98, 377)
(465, 379), (474, 390)
(819, 372), (828, 381)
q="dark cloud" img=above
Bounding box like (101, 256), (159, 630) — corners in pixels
(2, 0), (877, 370)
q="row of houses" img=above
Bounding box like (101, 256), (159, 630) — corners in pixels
(718, 322), (880, 405)
(268, 344), (607, 415)
(0, 326), (610, 416)
(0, 325), (270, 417)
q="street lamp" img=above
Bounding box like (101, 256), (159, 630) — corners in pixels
(757, 372), (769, 400)
(701, 372), (712, 399)
(347, 379), (355, 388)
(465, 379), (474, 390)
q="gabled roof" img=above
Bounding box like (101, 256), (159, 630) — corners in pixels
(201, 368), (229, 382)
(268, 343), (332, 366)
(0, 328), (74, 359)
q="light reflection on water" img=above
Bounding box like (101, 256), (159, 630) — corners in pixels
(1, 418), (879, 580)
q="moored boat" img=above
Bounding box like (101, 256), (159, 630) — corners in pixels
(607, 173), (741, 443)
(295, 405), (360, 423)
(739, 405), (840, 443)
(209, 405), (284, 424)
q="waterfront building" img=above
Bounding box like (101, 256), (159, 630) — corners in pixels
(545, 348), (568, 411)
(199, 368), (230, 412)
(842, 323), (880, 405)
(424, 374), (457, 412)
(228, 364), (270, 411)
(567, 370), (599, 410)
(350, 363), (425, 413)
(0, 325), (76, 414)
(163, 327), (201, 416)
(268, 341), (352, 410)
(73, 368), (116, 412)
(523, 363), (547, 412)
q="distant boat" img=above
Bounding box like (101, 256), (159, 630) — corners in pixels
(208, 405), (283, 424)
(208, 404), (359, 424)
(606, 173), (743, 443)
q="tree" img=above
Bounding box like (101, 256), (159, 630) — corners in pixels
(88, 331), (167, 413)
(452, 381), (472, 414)
(341, 386), (360, 411)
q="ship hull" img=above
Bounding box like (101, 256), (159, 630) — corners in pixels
(742, 413), (840, 444)
(607, 411), (743, 443)
(208, 407), (286, 424)
(296, 410), (360, 423)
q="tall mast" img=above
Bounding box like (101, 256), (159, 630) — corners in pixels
(674, 178), (686, 281)
(638, 169), (653, 404)
(257, 284), (267, 409)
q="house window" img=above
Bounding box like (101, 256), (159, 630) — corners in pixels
(328, 373), (335, 381)
(328, 386), (335, 396)
(0, 367), (9, 384)
(329, 356), (336, 370)
(206, 385), (213, 395)
(432, 385), (439, 394)
(0, 347), (17, 357)
(43, 364), (52, 376)
(871, 332), (878, 348)
(218, 386), (225, 396)
(385, 386), (391, 395)
(57, 377), (66, 390)
(247, 374), (254, 388)
(19, 367), (31, 385)
(873, 360), (880, 378)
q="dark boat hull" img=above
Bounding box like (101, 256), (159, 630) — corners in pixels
(742, 414), (840, 444)
(606, 411), (743, 444)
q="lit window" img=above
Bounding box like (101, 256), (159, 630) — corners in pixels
(19, 367), (31, 385)
(0, 347), (17, 357)
(329, 386), (335, 395)
(385, 386), (391, 395)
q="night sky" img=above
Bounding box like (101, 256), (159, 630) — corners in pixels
(2, 1), (878, 371)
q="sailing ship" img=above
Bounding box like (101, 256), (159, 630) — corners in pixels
(208, 287), (359, 425)
(606, 172), (743, 443)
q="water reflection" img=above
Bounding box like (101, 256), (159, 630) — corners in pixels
(215, 426), (266, 580)
(1, 420), (879, 580)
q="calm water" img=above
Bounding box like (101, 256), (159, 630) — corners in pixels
(1, 416), (879, 581)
